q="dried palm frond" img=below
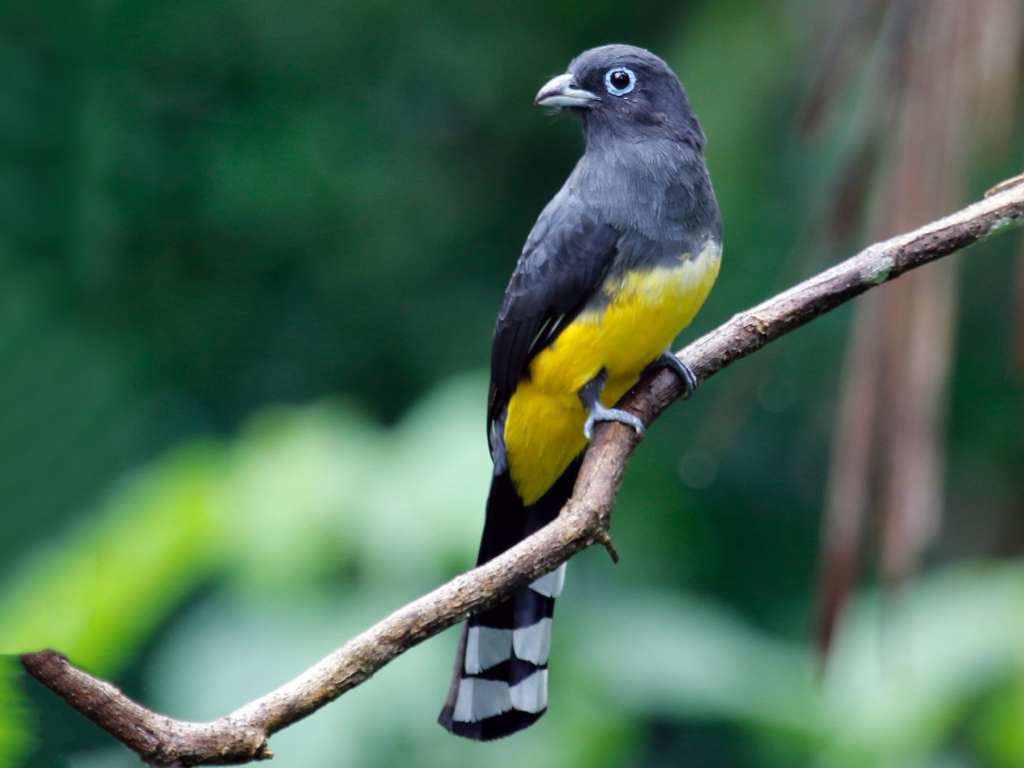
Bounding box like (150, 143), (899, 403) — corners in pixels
(812, 0), (1024, 656)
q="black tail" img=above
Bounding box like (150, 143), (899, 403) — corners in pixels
(438, 460), (580, 741)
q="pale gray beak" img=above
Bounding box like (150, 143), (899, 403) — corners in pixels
(534, 73), (599, 108)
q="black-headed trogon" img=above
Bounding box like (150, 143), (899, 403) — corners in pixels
(439, 44), (722, 741)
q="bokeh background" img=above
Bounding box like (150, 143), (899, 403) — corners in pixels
(2, 0), (1024, 765)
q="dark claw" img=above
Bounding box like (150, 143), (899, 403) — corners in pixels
(651, 353), (698, 399)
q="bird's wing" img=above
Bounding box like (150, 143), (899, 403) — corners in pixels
(488, 198), (620, 431)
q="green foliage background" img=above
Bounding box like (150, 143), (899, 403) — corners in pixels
(1, 0), (1023, 765)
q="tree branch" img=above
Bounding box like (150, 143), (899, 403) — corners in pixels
(21, 179), (1024, 766)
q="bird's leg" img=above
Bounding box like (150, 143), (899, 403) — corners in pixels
(579, 368), (645, 439)
(644, 353), (698, 400)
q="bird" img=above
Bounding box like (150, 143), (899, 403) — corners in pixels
(438, 44), (722, 741)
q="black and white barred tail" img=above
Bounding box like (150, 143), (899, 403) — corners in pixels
(438, 462), (579, 740)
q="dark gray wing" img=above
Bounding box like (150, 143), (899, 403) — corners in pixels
(488, 197), (620, 431)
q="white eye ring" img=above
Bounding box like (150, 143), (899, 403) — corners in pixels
(604, 67), (636, 96)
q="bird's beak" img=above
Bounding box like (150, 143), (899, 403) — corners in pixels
(534, 73), (599, 108)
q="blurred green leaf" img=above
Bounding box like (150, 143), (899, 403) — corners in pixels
(0, 657), (33, 768)
(0, 445), (223, 670)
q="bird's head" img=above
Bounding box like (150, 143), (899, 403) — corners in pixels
(534, 44), (704, 149)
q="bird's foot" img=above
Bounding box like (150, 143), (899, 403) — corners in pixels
(583, 404), (645, 440)
(579, 368), (645, 439)
(647, 353), (698, 400)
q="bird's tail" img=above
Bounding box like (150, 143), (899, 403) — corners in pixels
(438, 460), (579, 741)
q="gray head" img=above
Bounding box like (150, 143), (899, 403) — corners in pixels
(535, 44), (705, 150)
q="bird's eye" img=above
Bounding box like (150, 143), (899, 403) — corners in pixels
(604, 67), (636, 96)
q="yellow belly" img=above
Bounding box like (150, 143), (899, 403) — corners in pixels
(504, 242), (721, 504)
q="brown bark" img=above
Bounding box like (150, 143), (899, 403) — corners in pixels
(21, 178), (1024, 767)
